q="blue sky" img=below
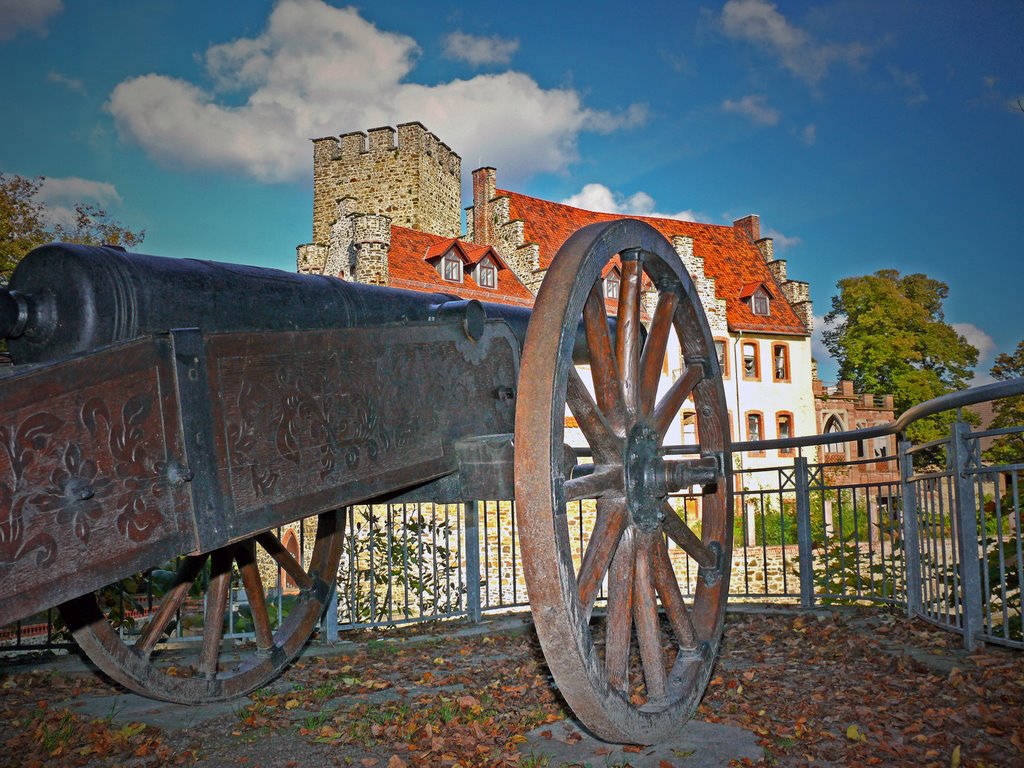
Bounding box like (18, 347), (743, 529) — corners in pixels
(2, 0), (1021, 383)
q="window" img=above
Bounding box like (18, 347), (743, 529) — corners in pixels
(442, 250), (462, 282)
(476, 258), (497, 289)
(742, 341), (760, 380)
(824, 415), (845, 455)
(715, 338), (729, 378)
(747, 412), (763, 442)
(776, 412), (794, 456)
(681, 410), (698, 443)
(605, 271), (620, 299)
(752, 289), (770, 316)
(772, 343), (790, 382)
(746, 411), (765, 456)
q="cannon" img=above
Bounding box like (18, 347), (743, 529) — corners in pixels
(0, 218), (732, 744)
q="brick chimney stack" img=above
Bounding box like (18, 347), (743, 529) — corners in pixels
(733, 214), (760, 243)
(472, 167), (497, 246)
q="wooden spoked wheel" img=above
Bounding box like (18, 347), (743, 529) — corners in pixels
(515, 219), (732, 744)
(59, 511), (343, 703)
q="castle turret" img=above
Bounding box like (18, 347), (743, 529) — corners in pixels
(352, 213), (391, 286)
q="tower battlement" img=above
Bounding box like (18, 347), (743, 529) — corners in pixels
(312, 122), (461, 243)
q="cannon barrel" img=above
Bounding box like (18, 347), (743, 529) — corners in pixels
(1, 243), (546, 365)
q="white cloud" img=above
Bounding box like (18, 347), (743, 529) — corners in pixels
(443, 31), (519, 67)
(561, 183), (700, 221)
(720, 0), (867, 85)
(888, 66), (928, 107)
(47, 69), (84, 93)
(952, 322), (995, 360)
(722, 94), (779, 125)
(34, 176), (122, 227)
(0, 0), (63, 40)
(763, 227), (801, 250)
(801, 123), (816, 146)
(107, 0), (642, 185)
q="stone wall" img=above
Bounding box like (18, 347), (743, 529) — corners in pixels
(672, 235), (727, 335)
(312, 122), (461, 244)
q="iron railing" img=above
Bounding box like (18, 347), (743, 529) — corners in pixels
(3, 378), (1022, 654)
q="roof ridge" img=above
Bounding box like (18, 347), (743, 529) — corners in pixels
(495, 188), (741, 234)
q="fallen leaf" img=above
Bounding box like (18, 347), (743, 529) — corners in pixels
(387, 756), (407, 768)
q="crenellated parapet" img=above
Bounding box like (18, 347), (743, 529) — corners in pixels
(311, 122), (461, 244)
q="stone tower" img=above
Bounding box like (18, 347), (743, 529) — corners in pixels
(311, 122), (461, 244)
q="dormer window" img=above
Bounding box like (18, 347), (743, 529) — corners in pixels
(752, 289), (770, 316)
(605, 271), (620, 299)
(739, 282), (773, 316)
(442, 250), (463, 283)
(476, 257), (497, 289)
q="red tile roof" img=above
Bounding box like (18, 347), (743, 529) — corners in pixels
(498, 190), (808, 335)
(387, 225), (534, 307)
(739, 281), (775, 299)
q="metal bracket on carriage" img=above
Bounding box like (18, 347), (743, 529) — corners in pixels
(682, 354), (714, 382)
(697, 541), (724, 586)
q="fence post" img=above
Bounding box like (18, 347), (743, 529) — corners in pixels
(464, 501), (482, 623)
(794, 456), (815, 609)
(899, 440), (922, 619)
(322, 583), (339, 642)
(949, 420), (983, 651)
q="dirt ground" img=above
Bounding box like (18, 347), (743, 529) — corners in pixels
(0, 608), (1021, 767)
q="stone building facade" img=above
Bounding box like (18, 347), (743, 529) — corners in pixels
(294, 122), (827, 606)
(464, 165), (817, 473)
(813, 378), (898, 486)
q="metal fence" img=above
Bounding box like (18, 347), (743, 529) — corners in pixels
(3, 380), (1022, 654)
(903, 421), (1023, 650)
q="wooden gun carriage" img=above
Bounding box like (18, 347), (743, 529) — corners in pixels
(0, 219), (732, 744)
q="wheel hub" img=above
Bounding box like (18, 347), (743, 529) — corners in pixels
(624, 422), (667, 531)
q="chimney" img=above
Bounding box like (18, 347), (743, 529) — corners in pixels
(733, 214), (760, 243)
(472, 167), (497, 246)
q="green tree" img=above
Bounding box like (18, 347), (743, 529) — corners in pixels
(50, 203), (145, 250)
(823, 270), (978, 443)
(0, 173), (144, 286)
(0, 174), (49, 285)
(984, 339), (1024, 466)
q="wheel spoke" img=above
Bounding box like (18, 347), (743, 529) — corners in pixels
(577, 499), (628, 620)
(584, 280), (626, 433)
(256, 531), (314, 591)
(604, 526), (636, 692)
(198, 548), (233, 678)
(616, 258), (643, 418)
(661, 501), (717, 568)
(566, 366), (620, 460)
(639, 291), (678, 418)
(134, 554), (207, 654)
(653, 363), (704, 440)
(633, 532), (667, 702)
(652, 536), (697, 649)
(236, 540), (274, 652)
(564, 465), (623, 503)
